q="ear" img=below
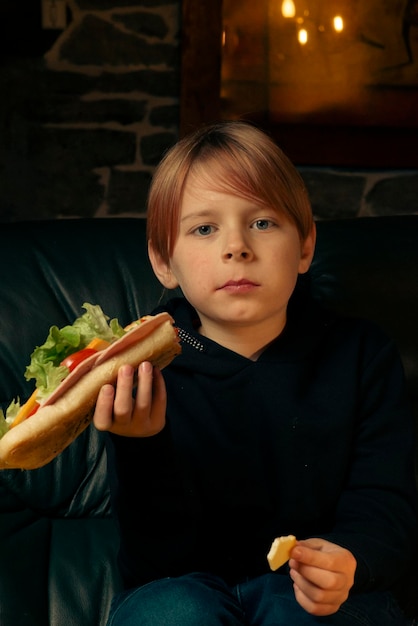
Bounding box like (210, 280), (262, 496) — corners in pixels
(148, 241), (179, 289)
(298, 222), (316, 275)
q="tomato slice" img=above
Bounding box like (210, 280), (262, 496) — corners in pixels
(60, 348), (97, 372)
(28, 402), (40, 417)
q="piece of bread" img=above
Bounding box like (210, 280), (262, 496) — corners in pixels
(267, 535), (297, 570)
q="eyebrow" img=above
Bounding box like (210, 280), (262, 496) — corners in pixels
(180, 210), (216, 223)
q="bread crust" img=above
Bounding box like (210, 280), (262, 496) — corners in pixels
(0, 315), (180, 470)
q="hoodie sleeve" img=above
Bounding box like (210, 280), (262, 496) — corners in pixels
(323, 333), (418, 592)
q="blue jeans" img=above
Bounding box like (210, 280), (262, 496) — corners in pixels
(107, 571), (412, 625)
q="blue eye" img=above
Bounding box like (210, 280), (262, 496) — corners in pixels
(253, 219), (273, 231)
(195, 224), (214, 236)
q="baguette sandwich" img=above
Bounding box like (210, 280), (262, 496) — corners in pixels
(0, 303), (180, 470)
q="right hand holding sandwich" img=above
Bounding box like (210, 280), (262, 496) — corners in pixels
(93, 361), (167, 438)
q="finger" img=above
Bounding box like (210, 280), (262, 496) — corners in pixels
(112, 364), (135, 424)
(290, 555), (347, 599)
(292, 582), (338, 617)
(291, 542), (356, 584)
(290, 542), (345, 573)
(135, 361), (154, 414)
(133, 364), (167, 436)
(93, 384), (116, 431)
(290, 543), (329, 568)
(290, 562), (345, 597)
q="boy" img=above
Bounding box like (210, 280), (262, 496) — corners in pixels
(94, 121), (417, 625)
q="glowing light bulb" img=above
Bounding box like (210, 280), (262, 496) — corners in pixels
(333, 15), (344, 32)
(298, 28), (308, 44)
(281, 0), (296, 18)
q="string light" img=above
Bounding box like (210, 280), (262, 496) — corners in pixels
(333, 15), (344, 32)
(298, 28), (308, 45)
(281, 0), (296, 18)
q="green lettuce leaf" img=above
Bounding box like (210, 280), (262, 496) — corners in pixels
(24, 303), (125, 401)
(0, 400), (20, 437)
(0, 303), (126, 435)
(0, 410), (9, 437)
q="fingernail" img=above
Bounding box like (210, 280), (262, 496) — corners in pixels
(140, 361), (152, 374)
(121, 364), (134, 377)
(101, 384), (114, 397)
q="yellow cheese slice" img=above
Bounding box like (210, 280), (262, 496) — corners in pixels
(267, 535), (297, 570)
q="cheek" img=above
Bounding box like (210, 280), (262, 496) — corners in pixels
(283, 239), (309, 274)
(174, 249), (211, 274)
(273, 242), (302, 271)
(172, 257), (214, 301)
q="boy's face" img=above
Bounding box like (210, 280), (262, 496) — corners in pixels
(150, 174), (315, 351)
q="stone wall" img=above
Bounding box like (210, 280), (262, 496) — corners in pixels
(0, 0), (417, 223)
(302, 167), (418, 220)
(1, 0), (180, 222)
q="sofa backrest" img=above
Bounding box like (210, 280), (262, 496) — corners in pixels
(311, 215), (418, 426)
(0, 218), (158, 626)
(0, 215), (417, 624)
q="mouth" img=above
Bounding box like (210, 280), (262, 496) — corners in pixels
(218, 279), (259, 293)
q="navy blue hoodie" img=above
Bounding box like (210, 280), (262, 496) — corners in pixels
(107, 294), (417, 594)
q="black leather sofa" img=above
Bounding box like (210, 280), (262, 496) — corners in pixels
(0, 216), (417, 625)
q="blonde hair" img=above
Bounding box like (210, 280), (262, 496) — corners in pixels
(147, 121), (313, 264)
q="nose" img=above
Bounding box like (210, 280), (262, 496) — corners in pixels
(222, 231), (253, 261)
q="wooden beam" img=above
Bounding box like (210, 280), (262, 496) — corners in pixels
(180, 0), (222, 136)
